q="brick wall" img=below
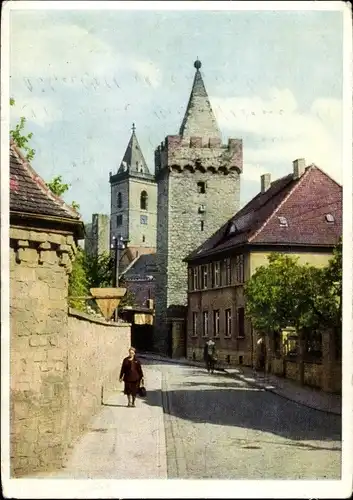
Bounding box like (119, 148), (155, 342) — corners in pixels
(10, 225), (130, 477)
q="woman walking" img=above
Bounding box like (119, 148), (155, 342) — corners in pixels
(119, 347), (144, 407)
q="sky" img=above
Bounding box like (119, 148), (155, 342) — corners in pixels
(9, 5), (344, 224)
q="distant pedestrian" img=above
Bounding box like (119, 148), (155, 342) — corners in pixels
(203, 339), (217, 374)
(119, 347), (144, 407)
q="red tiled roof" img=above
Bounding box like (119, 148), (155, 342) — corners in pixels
(10, 141), (81, 221)
(185, 165), (342, 262)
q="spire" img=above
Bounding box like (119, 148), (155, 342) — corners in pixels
(118, 124), (150, 175)
(179, 59), (221, 141)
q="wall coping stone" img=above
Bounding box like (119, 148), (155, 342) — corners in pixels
(68, 307), (131, 327)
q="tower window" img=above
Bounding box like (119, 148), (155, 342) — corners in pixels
(117, 215), (123, 226)
(142, 235), (146, 243)
(197, 181), (206, 194)
(201, 221), (204, 231)
(140, 215), (148, 225)
(117, 192), (122, 209)
(140, 190), (148, 210)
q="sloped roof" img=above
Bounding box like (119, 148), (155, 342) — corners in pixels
(10, 141), (82, 222)
(123, 253), (157, 280)
(179, 60), (221, 140)
(185, 165), (342, 262)
(117, 126), (150, 175)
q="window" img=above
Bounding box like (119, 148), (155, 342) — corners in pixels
(213, 262), (221, 287)
(278, 216), (288, 227)
(325, 214), (335, 223)
(200, 221), (204, 231)
(140, 191), (148, 210)
(235, 255), (244, 283)
(197, 181), (206, 194)
(237, 307), (245, 338)
(192, 312), (198, 336)
(225, 309), (232, 337)
(201, 265), (208, 289)
(142, 235), (146, 243)
(225, 258), (232, 285)
(117, 192), (122, 209)
(213, 310), (220, 337)
(202, 311), (209, 337)
(117, 214), (123, 226)
(140, 215), (148, 225)
(193, 267), (199, 290)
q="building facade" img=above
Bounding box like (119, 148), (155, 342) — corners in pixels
(85, 213), (110, 258)
(109, 124), (157, 259)
(154, 60), (243, 355)
(184, 159), (342, 392)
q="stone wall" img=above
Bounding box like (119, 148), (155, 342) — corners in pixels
(128, 178), (157, 249)
(155, 170), (169, 353)
(66, 309), (130, 446)
(155, 137), (242, 354)
(110, 174), (157, 249)
(10, 225), (131, 477)
(10, 226), (75, 477)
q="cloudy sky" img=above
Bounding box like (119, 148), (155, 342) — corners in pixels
(9, 5), (344, 223)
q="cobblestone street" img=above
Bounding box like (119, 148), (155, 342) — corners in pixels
(147, 360), (341, 480)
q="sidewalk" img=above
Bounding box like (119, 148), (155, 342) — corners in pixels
(30, 366), (167, 479)
(139, 352), (341, 416)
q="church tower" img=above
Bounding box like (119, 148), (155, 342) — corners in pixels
(109, 124), (157, 258)
(154, 60), (243, 355)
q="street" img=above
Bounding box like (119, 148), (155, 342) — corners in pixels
(144, 359), (341, 480)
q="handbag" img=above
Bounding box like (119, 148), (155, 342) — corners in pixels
(138, 385), (147, 398)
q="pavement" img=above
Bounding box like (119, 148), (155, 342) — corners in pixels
(28, 354), (341, 481)
(30, 367), (167, 479)
(138, 352), (342, 416)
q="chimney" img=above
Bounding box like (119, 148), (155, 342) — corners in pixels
(260, 173), (271, 194)
(293, 158), (306, 179)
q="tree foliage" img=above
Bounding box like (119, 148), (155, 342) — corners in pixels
(245, 244), (342, 337)
(10, 98), (80, 211)
(68, 247), (89, 311)
(68, 250), (136, 316)
(10, 98), (35, 161)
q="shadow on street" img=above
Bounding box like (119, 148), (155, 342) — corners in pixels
(142, 385), (341, 444)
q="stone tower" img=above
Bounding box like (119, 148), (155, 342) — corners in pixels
(109, 124), (157, 257)
(154, 60), (243, 355)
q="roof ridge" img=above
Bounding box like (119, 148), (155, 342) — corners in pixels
(248, 167), (311, 243)
(10, 142), (80, 220)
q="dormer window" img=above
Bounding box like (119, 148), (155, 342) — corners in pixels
(197, 181), (206, 194)
(325, 214), (335, 223)
(278, 216), (288, 227)
(199, 205), (206, 213)
(228, 223), (236, 235)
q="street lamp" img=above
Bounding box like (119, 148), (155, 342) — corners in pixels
(111, 235), (129, 288)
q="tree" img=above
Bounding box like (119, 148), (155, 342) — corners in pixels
(84, 252), (114, 288)
(10, 98), (80, 211)
(68, 247), (89, 311)
(10, 98), (35, 161)
(245, 245), (343, 353)
(244, 253), (304, 335)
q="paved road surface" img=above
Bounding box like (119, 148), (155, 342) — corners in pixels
(144, 360), (341, 480)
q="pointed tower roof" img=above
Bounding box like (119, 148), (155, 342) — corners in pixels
(179, 59), (221, 141)
(118, 124), (150, 175)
